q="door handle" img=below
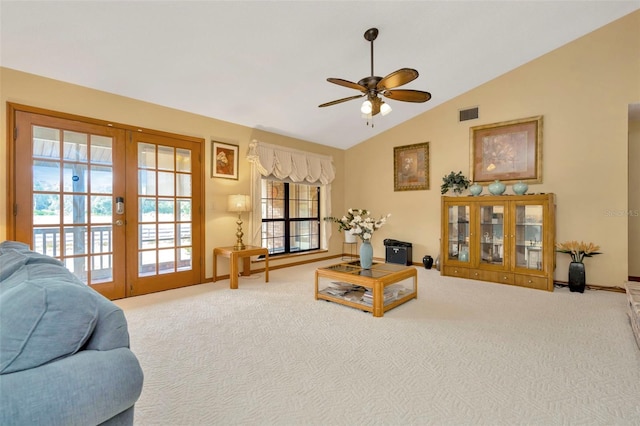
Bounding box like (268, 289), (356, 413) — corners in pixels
(114, 220), (124, 226)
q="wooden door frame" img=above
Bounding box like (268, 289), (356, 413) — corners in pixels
(5, 102), (207, 290)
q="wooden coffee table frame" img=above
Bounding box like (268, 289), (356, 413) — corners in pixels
(315, 261), (417, 317)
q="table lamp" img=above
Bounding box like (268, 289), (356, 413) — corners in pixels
(228, 194), (251, 250)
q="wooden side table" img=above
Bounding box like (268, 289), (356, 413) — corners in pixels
(213, 245), (269, 289)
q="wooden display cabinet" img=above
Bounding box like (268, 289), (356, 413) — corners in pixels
(440, 194), (556, 291)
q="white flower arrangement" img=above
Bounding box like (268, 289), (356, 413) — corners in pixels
(325, 208), (390, 242)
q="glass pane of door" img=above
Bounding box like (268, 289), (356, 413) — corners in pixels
(32, 126), (116, 285)
(446, 204), (470, 262)
(137, 142), (193, 277)
(515, 204), (544, 270)
(479, 205), (505, 265)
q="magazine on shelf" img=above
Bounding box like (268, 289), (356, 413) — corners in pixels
(321, 282), (366, 301)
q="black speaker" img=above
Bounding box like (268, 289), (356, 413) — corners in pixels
(385, 245), (412, 265)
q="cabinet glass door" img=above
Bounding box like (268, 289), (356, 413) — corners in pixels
(515, 204), (543, 270)
(446, 204), (470, 262)
(479, 205), (505, 266)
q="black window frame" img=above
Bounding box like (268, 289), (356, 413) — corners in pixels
(261, 180), (320, 256)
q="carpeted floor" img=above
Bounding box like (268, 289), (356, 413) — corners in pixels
(115, 259), (640, 425)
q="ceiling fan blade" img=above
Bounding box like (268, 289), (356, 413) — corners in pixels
(383, 89), (432, 103)
(318, 94), (365, 108)
(377, 68), (419, 91)
(327, 78), (367, 92)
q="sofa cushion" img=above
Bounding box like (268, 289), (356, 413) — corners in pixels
(0, 279), (99, 374)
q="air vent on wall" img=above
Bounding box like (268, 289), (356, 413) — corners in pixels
(459, 107), (479, 122)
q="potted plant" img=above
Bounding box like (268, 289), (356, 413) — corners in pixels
(556, 240), (602, 293)
(440, 171), (470, 195)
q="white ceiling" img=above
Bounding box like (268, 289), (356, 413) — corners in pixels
(1, 1), (639, 149)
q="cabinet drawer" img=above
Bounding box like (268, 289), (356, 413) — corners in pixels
(470, 269), (514, 285)
(515, 274), (549, 290)
(443, 266), (469, 278)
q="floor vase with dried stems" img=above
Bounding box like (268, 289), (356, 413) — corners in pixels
(568, 262), (586, 293)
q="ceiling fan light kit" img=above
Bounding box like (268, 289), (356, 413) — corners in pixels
(319, 27), (431, 126)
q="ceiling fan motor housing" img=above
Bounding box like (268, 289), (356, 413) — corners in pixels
(358, 76), (383, 91)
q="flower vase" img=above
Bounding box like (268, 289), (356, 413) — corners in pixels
(568, 261), (586, 293)
(469, 183), (483, 196)
(512, 181), (528, 195)
(488, 180), (506, 195)
(344, 231), (357, 244)
(360, 240), (373, 269)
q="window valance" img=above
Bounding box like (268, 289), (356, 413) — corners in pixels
(246, 140), (335, 185)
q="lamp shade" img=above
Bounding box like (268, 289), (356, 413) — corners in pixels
(360, 100), (372, 114)
(228, 194), (251, 212)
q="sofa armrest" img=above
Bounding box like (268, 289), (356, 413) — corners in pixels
(84, 295), (131, 351)
(0, 348), (143, 426)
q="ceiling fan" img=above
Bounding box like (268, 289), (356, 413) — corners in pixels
(319, 27), (431, 121)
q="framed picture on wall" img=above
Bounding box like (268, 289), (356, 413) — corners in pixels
(211, 141), (239, 179)
(393, 142), (429, 191)
(470, 116), (543, 184)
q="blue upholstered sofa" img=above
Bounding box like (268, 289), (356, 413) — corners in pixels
(0, 241), (143, 425)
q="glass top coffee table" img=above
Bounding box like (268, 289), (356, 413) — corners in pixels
(315, 260), (417, 317)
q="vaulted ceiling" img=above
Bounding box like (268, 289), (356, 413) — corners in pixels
(1, 1), (638, 149)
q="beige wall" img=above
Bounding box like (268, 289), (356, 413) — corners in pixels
(630, 118), (640, 278)
(0, 69), (346, 278)
(345, 11), (640, 287)
(2, 11), (638, 288)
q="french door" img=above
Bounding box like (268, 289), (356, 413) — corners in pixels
(10, 106), (203, 299)
(126, 132), (202, 296)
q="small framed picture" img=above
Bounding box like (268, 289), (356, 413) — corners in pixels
(393, 142), (429, 191)
(211, 141), (239, 179)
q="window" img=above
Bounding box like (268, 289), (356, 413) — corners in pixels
(261, 179), (320, 255)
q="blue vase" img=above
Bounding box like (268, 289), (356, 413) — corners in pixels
(459, 249), (469, 262)
(488, 180), (506, 195)
(360, 240), (373, 269)
(512, 181), (529, 195)
(469, 183), (483, 196)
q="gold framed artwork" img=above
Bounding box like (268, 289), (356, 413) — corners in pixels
(211, 141), (239, 179)
(470, 116), (543, 184)
(393, 142), (429, 191)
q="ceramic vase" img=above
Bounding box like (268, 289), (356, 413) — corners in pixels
(512, 181), (529, 195)
(488, 180), (506, 195)
(360, 240), (373, 269)
(344, 231), (357, 244)
(469, 183), (483, 196)
(422, 255), (433, 269)
(459, 249), (469, 262)
(568, 261), (586, 293)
